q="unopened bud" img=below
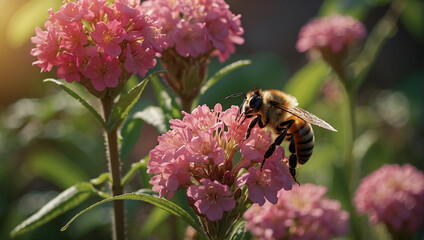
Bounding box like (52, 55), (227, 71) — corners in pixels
(218, 167), (225, 180)
(225, 160), (233, 171)
(224, 171), (235, 186)
(234, 188), (242, 200)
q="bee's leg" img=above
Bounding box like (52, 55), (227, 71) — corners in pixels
(245, 115), (267, 140)
(260, 128), (288, 170)
(257, 116), (269, 128)
(277, 119), (295, 131)
(289, 167), (300, 185)
(287, 136), (300, 185)
(237, 114), (253, 129)
(244, 115), (259, 140)
(287, 134), (296, 154)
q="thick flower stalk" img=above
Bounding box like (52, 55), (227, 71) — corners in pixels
(244, 184), (350, 240)
(296, 14), (366, 81)
(31, 0), (164, 99)
(148, 104), (293, 239)
(142, 0), (244, 111)
(354, 164), (424, 238)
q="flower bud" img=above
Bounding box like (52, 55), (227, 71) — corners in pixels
(234, 188), (242, 200)
(225, 159), (233, 171)
(224, 171), (235, 186)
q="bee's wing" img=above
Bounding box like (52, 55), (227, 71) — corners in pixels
(273, 103), (337, 132)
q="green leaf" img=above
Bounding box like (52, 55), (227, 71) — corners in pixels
(43, 78), (107, 129)
(229, 221), (247, 240)
(89, 173), (110, 185)
(401, 0), (423, 41)
(120, 117), (144, 161)
(27, 149), (89, 189)
(284, 61), (330, 107)
(318, 0), (370, 20)
(133, 106), (168, 134)
(200, 60), (251, 96)
(138, 157), (152, 188)
(193, 59), (251, 107)
(10, 182), (95, 238)
(121, 159), (148, 187)
(61, 189), (208, 240)
(107, 71), (166, 130)
(139, 206), (171, 238)
(151, 76), (182, 122)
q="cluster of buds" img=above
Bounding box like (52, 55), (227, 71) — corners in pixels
(141, 0), (244, 110)
(148, 104), (293, 238)
(296, 14), (366, 79)
(31, 0), (165, 98)
(244, 184), (350, 240)
(355, 164), (424, 236)
(296, 15), (366, 55)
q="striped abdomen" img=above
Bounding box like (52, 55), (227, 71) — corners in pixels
(289, 119), (315, 165)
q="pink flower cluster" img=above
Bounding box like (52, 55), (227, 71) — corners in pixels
(354, 164), (424, 234)
(244, 184), (350, 240)
(141, 0), (244, 62)
(148, 104), (293, 221)
(31, 0), (164, 93)
(296, 15), (366, 54)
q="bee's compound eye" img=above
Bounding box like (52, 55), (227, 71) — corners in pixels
(249, 94), (262, 111)
(249, 95), (259, 108)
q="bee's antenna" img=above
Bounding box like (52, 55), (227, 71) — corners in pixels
(226, 92), (247, 121)
(225, 92), (246, 100)
(235, 99), (245, 120)
(236, 111), (244, 124)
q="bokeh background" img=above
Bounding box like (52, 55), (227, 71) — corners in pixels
(0, 0), (422, 239)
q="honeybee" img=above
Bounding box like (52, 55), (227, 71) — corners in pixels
(227, 88), (337, 184)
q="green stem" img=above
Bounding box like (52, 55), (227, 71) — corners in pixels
(332, 3), (405, 240)
(351, 0), (405, 92)
(343, 84), (356, 191)
(337, 70), (361, 240)
(102, 96), (126, 240)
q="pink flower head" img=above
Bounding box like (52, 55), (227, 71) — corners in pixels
(83, 54), (122, 91)
(239, 128), (273, 163)
(148, 104), (293, 222)
(237, 148), (293, 206)
(91, 20), (126, 57)
(124, 43), (157, 77)
(354, 164), (424, 234)
(31, 0), (164, 97)
(30, 27), (60, 72)
(175, 21), (209, 58)
(56, 52), (82, 83)
(184, 130), (225, 165)
(149, 155), (190, 199)
(296, 14), (366, 54)
(142, 0), (244, 61)
(187, 178), (235, 221)
(244, 184), (350, 240)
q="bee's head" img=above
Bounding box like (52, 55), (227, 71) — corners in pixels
(244, 88), (263, 114)
(226, 88), (263, 122)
